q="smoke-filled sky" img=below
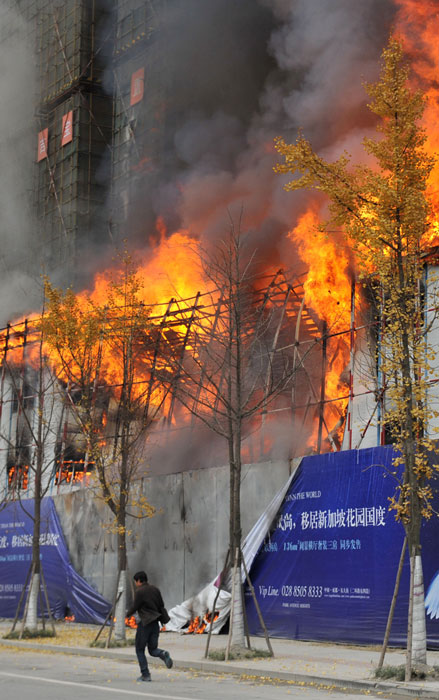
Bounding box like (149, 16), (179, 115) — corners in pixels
(0, 4), (40, 322)
(131, 0), (396, 269)
(0, 0), (396, 325)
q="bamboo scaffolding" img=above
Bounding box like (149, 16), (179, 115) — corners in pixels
(167, 292), (201, 423)
(260, 283), (292, 452)
(317, 321), (328, 454)
(0, 270), (405, 481)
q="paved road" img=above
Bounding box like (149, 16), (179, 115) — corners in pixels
(0, 648), (387, 700)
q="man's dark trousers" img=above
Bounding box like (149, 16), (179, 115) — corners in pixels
(135, 620), (165, 677)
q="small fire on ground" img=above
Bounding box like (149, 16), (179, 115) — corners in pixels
(112, 616), (138, 628)
(184, 611), (220, 634)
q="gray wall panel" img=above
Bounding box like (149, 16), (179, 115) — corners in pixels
(53, 459), (293, 610)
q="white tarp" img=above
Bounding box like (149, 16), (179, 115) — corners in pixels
(164, 461), (300, 634)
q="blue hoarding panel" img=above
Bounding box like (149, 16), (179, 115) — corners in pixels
(245, 447), (439, 647)
(0, 497), (111, 624)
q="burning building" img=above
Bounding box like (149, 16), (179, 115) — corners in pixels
(0, 1), (352, 499)
(0, 0), (437, 505)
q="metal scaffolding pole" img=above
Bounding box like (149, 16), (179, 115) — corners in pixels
(317, 321), (327, 454)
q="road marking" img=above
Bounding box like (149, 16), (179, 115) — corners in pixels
(0, 671), (197, 699)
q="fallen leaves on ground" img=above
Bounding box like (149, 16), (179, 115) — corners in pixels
(0, 621), (136, 647)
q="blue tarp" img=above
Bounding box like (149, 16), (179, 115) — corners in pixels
(0, 497), (111, 624)
(245, 446), (439, 647)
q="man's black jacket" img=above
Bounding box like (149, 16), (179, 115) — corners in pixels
(127, 582), (165, 626)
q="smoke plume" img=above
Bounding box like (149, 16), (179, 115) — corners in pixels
(0, 4), (42, 322)
(143, 0), (396, 269)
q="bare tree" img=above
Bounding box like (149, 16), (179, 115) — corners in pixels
(0, 315), (62, 637)
(172, 224), (305, 652)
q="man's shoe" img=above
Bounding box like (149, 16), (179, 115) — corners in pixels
(137, 674), (151, 682)
(162, 651), (173, 669)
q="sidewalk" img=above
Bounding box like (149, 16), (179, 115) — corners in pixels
(1, 622), (439, 698)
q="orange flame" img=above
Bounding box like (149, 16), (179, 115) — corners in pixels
(61, 227), (207, 408)
(0, 210), (354, 457)
(0, 224), (210, 426)
(8, 465), (29, 491)
(87, 229), (203, 310)
(395, 1), (439, 244)
(55, 460), (94, 486)
(289, 206), (353, 334)
(185, 610), (220, 634)
(288, 205), (354, 445)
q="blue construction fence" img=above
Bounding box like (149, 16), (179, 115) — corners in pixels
(245, 446), (439, 647)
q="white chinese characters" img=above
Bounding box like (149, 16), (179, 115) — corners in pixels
(300, 506), (386, 530)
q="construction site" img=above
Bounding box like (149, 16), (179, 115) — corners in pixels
(0, 0), (374, 496)
(1, 0), (439, 648)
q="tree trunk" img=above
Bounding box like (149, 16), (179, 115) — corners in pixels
(227, 548), (245, 651)
(395, 251), (427, 672)
(26, 458), (42, 631)
(114, 568), (127, 641)
(228, 433), (236, 556)
(114, 499), (127, 641)
(232, 431), (242, 556)
(410, 552), (427, 666)
(25, 572), (40, 632)
(227, 424), (245, 650)
(403, 451), (426, 672)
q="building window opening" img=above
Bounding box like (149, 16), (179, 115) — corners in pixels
(8, 464), (29, 491)
(55, 451), (95, 486)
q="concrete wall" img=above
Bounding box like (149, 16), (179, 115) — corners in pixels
(53, 459), (294, 609)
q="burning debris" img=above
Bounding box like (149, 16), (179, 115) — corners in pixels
(162, 578), (231, 636)
(54, 460), (94, 487)
(183, 611), (220, 635)
(0, 234), (357, 487)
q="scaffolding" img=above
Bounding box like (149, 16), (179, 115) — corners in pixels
(35, 89), (112, 268)
(0, 268), (363, 498)
(0, 2), (170, 274)
(35, 0), (109, 105)
(112, 41), (167, 181)
(16, 0), (114, 276)
(114, 0), (160, 56)
(111, 1), (169, 239)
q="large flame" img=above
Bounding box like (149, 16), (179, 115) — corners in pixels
(6, 11), (439, 458)
(87, 227), (204, 310)
(71, 227), (207, 408)
(0, 227), (207, 407)
(395, 0), (439, 243)
(289, 205), (355, 445)
(0, 209), (358, 455)
(290, 206), (353, 335)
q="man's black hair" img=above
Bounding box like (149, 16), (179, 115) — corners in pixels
(133, 571), (148, 583)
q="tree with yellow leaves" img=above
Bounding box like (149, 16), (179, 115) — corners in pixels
(275, 38), (438, 678)
(43, 254), (167, 641)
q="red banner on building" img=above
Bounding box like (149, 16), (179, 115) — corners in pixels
(37, 128), (48, 162)
(130, 68), (144, 106)
(61, 110), (73, 146)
